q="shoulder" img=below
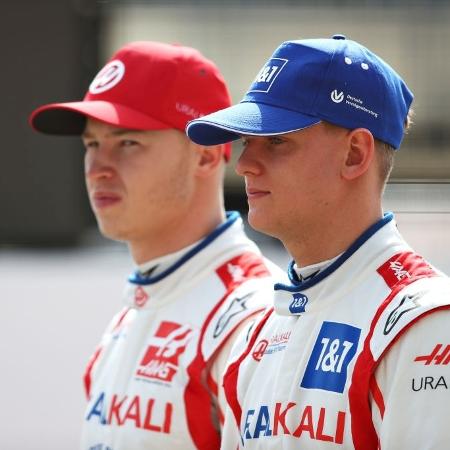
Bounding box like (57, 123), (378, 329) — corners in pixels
(199, 251), (283, 361)
(202, 279), (274, 354)
(371, 276), (450, 363)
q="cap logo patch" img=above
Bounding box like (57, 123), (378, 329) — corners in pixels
(331, 90), (344, 103)
(89, 60), (125, 94)
(248, 58), (288, 93)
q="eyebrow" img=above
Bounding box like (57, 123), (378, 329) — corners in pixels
(81, 128), (144, 139)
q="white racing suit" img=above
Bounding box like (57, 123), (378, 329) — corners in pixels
(222, 213), (450, 449)
(81, 212), (281, 450)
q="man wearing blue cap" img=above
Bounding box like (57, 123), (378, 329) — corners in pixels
(187, 35), (450, 449)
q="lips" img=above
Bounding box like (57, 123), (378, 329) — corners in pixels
(91, 191), (122, 209)
(246, 186), (270, 199)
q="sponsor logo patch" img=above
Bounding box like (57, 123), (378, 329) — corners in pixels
(415, 344), (450, 365)
(252, 331), (292, 361)
(241, 402), (345, 443)
(377, 256), (412, 288)
(136, 321), (193, 383)
(213, 293), (251, 338)
(248, 58), (288, 93)
(376, 252), (434, 289)
(134, 286), (149, 307)
(383, 292), (423, 335)
(331, 90), (344, 103)
(289, 293), (308, 314)
(301, 321), (361, 393)
(252, 339), (269, 361)
(86, 391), (173, 433)
(412, 376), (448, 392)
(89, 60), (125, 94)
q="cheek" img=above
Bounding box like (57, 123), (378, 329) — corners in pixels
(275, 161), (329, 207)
(137, 158), (193, 209)
(83, 154), (92, 184)
(163, 161), (195, 204)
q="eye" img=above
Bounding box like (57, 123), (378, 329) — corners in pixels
(83, 140), (99, 150)
(268, 136), (285, 145)
(121, 139), (138, 147)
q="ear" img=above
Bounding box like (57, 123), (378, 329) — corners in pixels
(191, 142), (225, 177)
(341, 128), (375, 181)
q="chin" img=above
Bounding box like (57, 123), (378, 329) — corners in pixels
(247, 209), (278, 238)
(97, 221), (127, 242)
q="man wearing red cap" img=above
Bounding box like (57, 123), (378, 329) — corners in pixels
(29, 41), (281, 450)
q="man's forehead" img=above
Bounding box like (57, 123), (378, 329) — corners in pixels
(239, 123), (325, 140)
(82, 118), (144, 138)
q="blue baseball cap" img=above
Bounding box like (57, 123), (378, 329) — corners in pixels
(186, 35), (413, 149)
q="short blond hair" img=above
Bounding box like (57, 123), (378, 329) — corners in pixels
(376, 108), (414, 185)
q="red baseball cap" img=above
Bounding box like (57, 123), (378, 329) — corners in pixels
(29, 41), (232, 160)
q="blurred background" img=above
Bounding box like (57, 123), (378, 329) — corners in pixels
(0, 0), (449, 448)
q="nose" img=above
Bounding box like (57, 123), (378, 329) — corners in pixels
(84, 145), (115, 182)
(235, 140), (263, 177)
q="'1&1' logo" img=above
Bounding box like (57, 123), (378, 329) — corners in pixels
(301, 321), (361, 393)
(248, 58), (288, 94)
(289, 293), (308, 314)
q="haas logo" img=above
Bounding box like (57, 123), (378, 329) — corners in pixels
(389, 261), (411, 281)
(89, 60), (125, 94)
(136, 322), (193, 383)
(252, 339), (269, 361)
(331, 90), (344, 103)
(134, 286), (149, 307)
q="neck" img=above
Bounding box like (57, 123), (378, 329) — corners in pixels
(128, 198), (225, 265)
(284, 196), (383, 267)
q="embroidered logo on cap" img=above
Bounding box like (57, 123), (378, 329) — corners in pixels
(89, 60), (125, 94)
(331, 90), (344, 103)
(248, 58), (288, 93)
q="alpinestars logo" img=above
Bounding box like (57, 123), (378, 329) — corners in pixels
(331, 90), (344, 103)
(136, 321), (193, 383)
(383, 292), (423, 335)
(213, 292), (251, 338)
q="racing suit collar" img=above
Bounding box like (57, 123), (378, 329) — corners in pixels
(293, 254), (342, 283)
(278, 212), (394, 293)
(128, 211), (241, 285)
(272, 213), (411, 316)
(137, 240), (200, 279)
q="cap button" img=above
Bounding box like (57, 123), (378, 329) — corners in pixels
(332, 34), (346, 40)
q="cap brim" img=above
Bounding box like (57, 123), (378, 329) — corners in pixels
(29, 101), (170, 135)
(186, 101), (321, 145)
